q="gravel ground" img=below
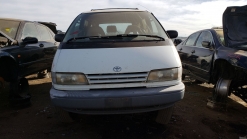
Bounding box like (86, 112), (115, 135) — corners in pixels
(0, 75), (247, 139)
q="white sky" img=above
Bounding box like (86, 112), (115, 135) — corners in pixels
(0, 0), (246, 36)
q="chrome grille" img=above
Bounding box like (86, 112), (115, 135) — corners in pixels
(86, 72), (148, 84)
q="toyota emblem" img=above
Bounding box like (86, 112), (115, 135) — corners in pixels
(113, 66), (122, 72)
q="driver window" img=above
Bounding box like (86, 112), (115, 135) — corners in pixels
(195, 31), (213, 48)
(185, 32), (200, 46)
(21, 23), (39, 40)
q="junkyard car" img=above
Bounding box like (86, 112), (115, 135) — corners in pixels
(176, 5), (247, 102)
(0, 18), (58, 100)
(50, 8), (184, 124)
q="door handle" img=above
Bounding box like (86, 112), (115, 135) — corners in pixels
(39, 44), (44, 47)
(179, 48), (182, 51)
(191, 50), (195, 53)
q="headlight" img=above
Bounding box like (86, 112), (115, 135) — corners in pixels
(147, 68), (181, 82)
(52, 72), (88, 85)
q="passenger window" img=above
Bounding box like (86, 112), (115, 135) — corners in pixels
(195, 31), (213, 48)
(21, 23), (39, 40)
(36, 25), (52, 41)
(185, 32), (200, 46)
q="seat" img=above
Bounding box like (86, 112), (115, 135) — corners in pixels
(86, 26), (105, 36)
(106, 25), (117, 35)
(125, 25), (142, 34)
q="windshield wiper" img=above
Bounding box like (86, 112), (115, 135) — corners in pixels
(116, 34), (165, 41)
(66, 34), (165, 43)
(66, 36), (101, 43)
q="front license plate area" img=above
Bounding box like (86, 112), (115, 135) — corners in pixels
(105, 97), (132, 108)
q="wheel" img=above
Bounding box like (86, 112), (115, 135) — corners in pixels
(213, 78), (232, 102)
(9, 78), (31, 108)
(155, 106), (174, 125)
(0, 59), (18, 82)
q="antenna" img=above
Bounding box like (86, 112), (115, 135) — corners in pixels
(137, 4), (150, 11)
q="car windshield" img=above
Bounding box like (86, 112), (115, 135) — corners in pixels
(214, 29), (225, 46)
(63, 11), (168, 42)
(0, 19), (20, 39)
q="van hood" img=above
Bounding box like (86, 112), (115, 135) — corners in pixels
(53, 46), (181, 74)
(223, 5), (247, 48)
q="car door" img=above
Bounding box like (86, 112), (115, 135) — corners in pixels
(10, 22), (44, 76)
(176, 32), (201, 75)
(35, 24), (58, 71)
(189, 31), (215, 81)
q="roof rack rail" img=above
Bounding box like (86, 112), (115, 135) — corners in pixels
(91, 8), (138, 11)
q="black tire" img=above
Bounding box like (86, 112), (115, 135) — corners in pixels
(155, 106), (174, 125)
(0, 58), (18, 82)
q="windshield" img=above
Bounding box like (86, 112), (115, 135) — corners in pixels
(214, 29), (225, 46)
(0, 19), (20, 39)
(63, 11), (168, 42)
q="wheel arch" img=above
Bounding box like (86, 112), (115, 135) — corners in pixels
(0, 55), (18, 82)
(212, 58), (247, 86)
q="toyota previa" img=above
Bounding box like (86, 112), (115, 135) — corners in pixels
(50, 8), (185, 124)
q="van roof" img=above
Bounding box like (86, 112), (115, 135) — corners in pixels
(83, 8), (147, 13)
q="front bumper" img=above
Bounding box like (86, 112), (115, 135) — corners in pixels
(50, 82), (185, 114)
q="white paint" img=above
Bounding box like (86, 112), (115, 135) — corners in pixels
(52, 46), (181, 74)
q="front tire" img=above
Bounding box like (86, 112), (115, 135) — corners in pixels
(155, 106), (174, 125)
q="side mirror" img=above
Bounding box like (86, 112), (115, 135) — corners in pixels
(167, 30), (178, 39)
(55, 34), (65, 42)
(20, 37), (38, 47)
(201, 41), (211, 48)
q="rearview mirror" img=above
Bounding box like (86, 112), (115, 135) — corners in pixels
(167, 30), (178, 39)
(55, 34), (65, 42)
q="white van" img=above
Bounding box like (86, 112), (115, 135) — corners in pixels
(50, 8), (184, 124)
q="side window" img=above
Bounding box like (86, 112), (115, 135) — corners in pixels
(195, 31), (213, 48)
(21, 23), (39, 40)
(36, 24), (52, 41)
(185, 32), (200, 46)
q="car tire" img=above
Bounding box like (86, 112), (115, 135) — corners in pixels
(155, 106), (174, 125)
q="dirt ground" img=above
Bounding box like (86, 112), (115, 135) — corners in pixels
(0, 75), (247, 139)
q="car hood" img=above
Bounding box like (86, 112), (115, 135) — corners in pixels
(223, 5), (247, 48)
(52, 46), (181, 74)
(0, 30), (16, 43)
